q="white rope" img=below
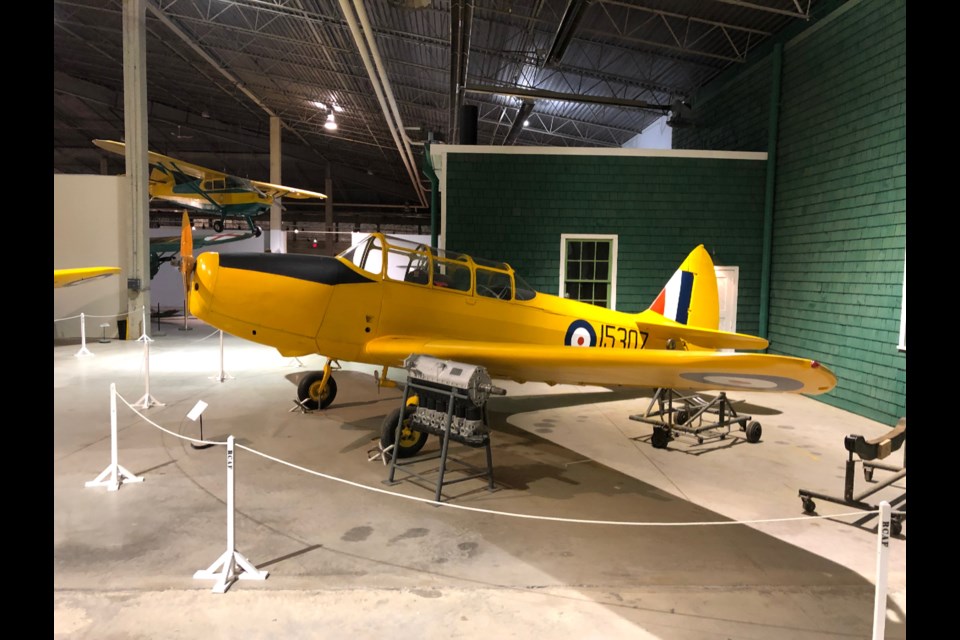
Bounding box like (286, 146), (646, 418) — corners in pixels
(54, 305), (146, 323)
(115, 390), (886, 528)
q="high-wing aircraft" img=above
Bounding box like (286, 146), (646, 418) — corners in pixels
(177, 214), (836, 457)
(54, 266), (120, 288)
(93, 139), (326, 237)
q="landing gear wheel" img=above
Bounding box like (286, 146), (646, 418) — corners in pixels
(651, 426), (671, 449)
(801, 497), (816, 514)
(380, 406), (428, 459)
(253, 226), (263, 238)
(213, 220), (224, 232)
(745, 421), (762, 443)
(890, 517), (903, 537)
(675, 410), (689, 426)
(297, 372), (338, 410)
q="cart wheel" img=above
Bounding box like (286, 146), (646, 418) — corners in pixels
(745, 421), (762, 443)
(651, 426), (671, 449)
(801, 497), (816, 514)
(675, 410), (689, 426)
(890, 517), (903, 537)
(863, 467), (875, 482)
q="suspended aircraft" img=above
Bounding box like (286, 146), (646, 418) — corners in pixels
(93, 139), (326, 237)
(176, 214), (836, 457)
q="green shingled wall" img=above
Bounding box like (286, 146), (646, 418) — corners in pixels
(771, 0), (906, 423)
(444, 153), (766, 332)
(673, 0), (906, 424)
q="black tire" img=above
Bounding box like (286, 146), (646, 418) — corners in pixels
(651, 426), (671, 449)
(890, 518), (903, 537)
(380, 406), (428, 458)
(675, 410), (689, 426)
(801, 497), (816, 514)
(213, 219), (224, 232)
(297, 372), (338, 410)
(745, 421), (762, 443)
(253, 225), (263, 238)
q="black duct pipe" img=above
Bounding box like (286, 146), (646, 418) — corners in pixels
(459, 105), (478, 144)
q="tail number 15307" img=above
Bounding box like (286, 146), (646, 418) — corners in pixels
(600, 324), (641, 349)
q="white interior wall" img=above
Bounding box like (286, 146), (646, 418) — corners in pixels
(621, 115), (673, 149)
(54, 174), (128, 340)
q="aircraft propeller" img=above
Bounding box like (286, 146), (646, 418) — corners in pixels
(180, 211), (196, 329)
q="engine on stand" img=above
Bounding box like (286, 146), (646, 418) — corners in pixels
(403, 354), (506, 446)
(382, 354), (507, 502)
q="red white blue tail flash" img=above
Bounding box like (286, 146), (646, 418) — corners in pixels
(649, 269), (694, 325)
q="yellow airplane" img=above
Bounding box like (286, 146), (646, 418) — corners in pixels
(93, 139), (326, 236)
(177, 214), (836, 456)
(54, 266), (121, 288)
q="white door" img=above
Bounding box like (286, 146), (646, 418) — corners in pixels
(715, 266), (739, 351)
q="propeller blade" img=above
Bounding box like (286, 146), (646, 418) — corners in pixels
(180, 211), (196, 312)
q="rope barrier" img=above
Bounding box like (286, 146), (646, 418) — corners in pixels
(54, 306), (146, 323)
(114, 389), (879, 528)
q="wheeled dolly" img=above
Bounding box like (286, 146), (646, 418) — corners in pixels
(629, 388), (761, 449)
(798, 417), (906, 536)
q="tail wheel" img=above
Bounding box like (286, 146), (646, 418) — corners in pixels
(380, 406), (428, 458)
(297, 372), (338, 410)
(213, 219), (224, 232)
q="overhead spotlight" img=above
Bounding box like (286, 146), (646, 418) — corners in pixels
(293, 226), (299, 234)
(324, 113), (338, 131)
(523, 119), (530, 127)
(312, 101), (327, 110)
(332, 104), (344, 113)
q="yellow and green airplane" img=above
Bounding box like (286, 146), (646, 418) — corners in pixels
(93, 139), (326, 237)
(177, 213), (836, 456)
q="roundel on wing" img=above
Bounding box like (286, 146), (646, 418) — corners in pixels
(679, 372), (804, 392)
(564, 320), (597, 347)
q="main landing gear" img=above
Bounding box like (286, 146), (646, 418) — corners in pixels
(296, 360), (340, 410)
(211, 218), (263, 237)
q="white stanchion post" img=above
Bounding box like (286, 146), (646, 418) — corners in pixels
(132, 337), (164, 409)
(872, 501), (891, 640)
(194, 435), (268, 593)
(210, 330), (234, 382)
(86, 383), (144, 491)
(137, 306), (153, 343)
(75, 313), (93, 357)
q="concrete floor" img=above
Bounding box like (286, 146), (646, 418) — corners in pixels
(54, 318), (906, 639)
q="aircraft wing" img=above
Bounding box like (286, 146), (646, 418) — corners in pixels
(362, 337), (836, 395)
(93, 139), (226, 181)
(54, 266), (120, 288)
(249, 179), (326, 200)
(151, 230), (256, 253)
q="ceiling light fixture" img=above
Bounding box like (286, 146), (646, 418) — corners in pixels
(324, 113), (338, 131)
(312, 101), (327, 109)
(332, 104), (344, 113)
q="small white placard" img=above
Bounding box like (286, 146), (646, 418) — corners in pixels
(187, 400), (208, 422)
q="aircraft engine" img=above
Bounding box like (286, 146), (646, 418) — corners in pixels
(403, 355), (506, 444)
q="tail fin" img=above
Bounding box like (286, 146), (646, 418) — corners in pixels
(646, 245), (719, 330)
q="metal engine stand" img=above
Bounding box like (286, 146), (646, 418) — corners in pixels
(385, 355), (506, 502)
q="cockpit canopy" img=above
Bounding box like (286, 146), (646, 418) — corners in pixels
(338, 234), (536, 301)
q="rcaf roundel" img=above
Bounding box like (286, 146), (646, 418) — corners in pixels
(679, 372), (804, 392)
(564, 320), (597, 347)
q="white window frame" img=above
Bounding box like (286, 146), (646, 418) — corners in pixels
(559, 233), (618, 310)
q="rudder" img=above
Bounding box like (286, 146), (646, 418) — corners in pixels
(646, 245), (719, 330)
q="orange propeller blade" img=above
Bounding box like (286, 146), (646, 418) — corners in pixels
(180, 211), (196, 309)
